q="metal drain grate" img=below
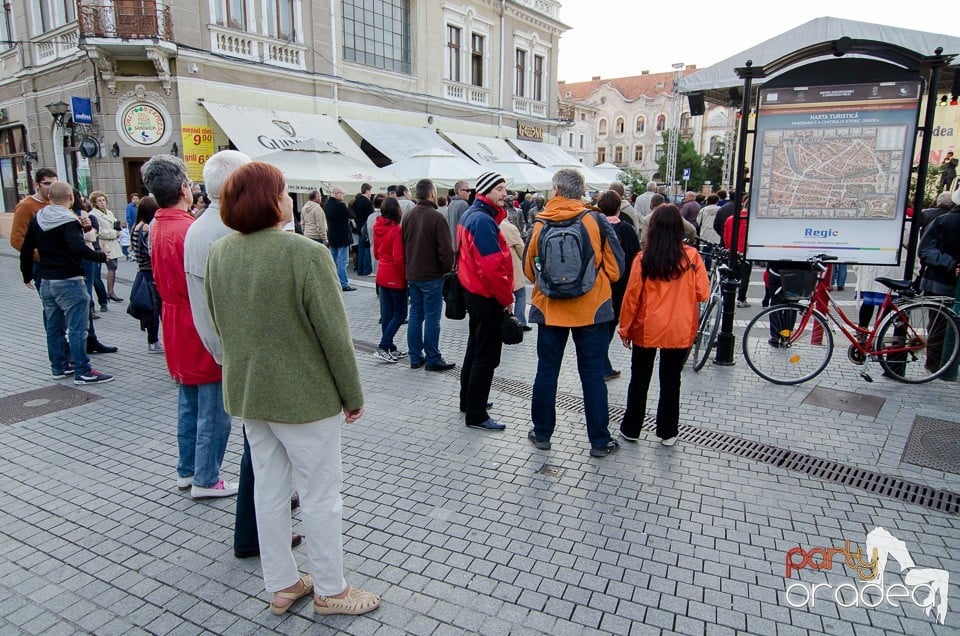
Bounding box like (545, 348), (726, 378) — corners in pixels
(353, 339), (960, 514)
(902, 416), (960, 475)
(537, 464), (565, 477)
(0, 384), (102, 425)
(802, 387), (885, 417)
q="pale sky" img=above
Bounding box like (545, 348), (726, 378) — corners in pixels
(557, 1), (960, 83)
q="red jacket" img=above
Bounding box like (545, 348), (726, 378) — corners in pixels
(723, 209), (748, 255)
(151, 208), (221, 384)
(456, 197), (514, 307)
(373, 216), (405, 289)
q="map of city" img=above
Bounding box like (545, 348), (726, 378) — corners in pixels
(755, 125), (906, 219)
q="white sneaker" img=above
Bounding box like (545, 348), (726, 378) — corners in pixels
(373, 349), (397, 363)
(389, 349), (407, 360)
(191, 480), (239, 499)
(147, 342), (164, 354)
(736, 300), (751, 308)
(176, 475), (193, 490)
(660, 436), (678, 447)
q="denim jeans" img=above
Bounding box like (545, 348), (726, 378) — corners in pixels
(407, 278), (444, 365)
(329, 245), (350, 289)
(92, 261), (108, 305)
(531, 323), (613, 450)
(81, 260), (100, 342)
(356, 245), (372, 276)
(513, 287), (528, 326)
(832, 263), (848, 288)
(602, 320), (618, 376)
(378, 287), (407, 351)
(40, 279), (91, 378)
(177, 382), (232, 488)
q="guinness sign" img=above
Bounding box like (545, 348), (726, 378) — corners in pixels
(516, 122), (544, 142)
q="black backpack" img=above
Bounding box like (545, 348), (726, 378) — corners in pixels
(533, 210), (601, 299)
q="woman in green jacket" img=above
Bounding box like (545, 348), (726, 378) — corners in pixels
(205, 162), (380, 618)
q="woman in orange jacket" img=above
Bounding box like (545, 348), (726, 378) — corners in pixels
(618, 204), (709, 446)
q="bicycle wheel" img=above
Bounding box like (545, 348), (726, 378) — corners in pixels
(876, 301), (960, 383)
(742, 304), (833, 384)
(692, 297), (720, 371)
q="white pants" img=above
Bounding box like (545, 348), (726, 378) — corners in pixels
(243, 416), (347, 595)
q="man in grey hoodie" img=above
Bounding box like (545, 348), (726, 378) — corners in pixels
(19, 182), (113, 384)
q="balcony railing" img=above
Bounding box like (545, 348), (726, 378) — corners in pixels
(443, 81), (489, 107)
(32, 23), (79, 66)
(209, 24), (306, 71)
(79, 2), (173, 40)
(512, 97), (547, 118)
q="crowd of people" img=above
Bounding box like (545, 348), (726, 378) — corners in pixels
(12, 152), (959, 621)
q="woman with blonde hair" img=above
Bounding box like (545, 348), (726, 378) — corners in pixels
(205, 162), (380, 618)
(88, 190), (124, 303)
(619, 204), (709, 446)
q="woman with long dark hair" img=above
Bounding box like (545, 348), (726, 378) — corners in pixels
(130, 196), (162, 352)
(618, 204), (708, 446)
(372, 197), (407, 362)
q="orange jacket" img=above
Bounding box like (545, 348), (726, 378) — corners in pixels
(523, 197), (623, 327)
(618, 245), (709, 349)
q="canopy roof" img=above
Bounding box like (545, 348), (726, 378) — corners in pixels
(341, 119), (463, 162)
(387, 147), (483, 189)
(678, 17), (960, 101)
(256, 139), (399, 193)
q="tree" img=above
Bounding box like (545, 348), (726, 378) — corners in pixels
(616, 167), (645, 196)
(909, 163), (943, 210)
(701, 141), (724, 191)
(655, 131), (705, 191)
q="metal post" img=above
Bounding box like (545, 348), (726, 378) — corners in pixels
(715, 62), (755, 365)
(665, 62), (684, 194)
(904, 49), (945, 280)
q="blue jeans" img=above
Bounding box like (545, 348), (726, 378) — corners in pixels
(330, 245), (350, 289)
(531, 323), (612, 450)
(513, 287), (528, 326)
(832, 263), (848, 288)
(407, 278), (444, 365)
(39, 279), (91, 378)
(602, 320), (618, 376)
(356, 245), (372, 276)
(177, 382), (232, 488)
(378, 287), (407, 351)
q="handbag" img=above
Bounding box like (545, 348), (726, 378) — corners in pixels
(500, 312), (524, 345)
(442, 269), (467, 320)
(126, 271), (158, 319)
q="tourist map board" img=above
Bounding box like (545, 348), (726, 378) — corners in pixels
(746, 81), (921, 264)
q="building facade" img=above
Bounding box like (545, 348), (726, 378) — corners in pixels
(557, 67), (736, 187)
(0, 0), (567, 226)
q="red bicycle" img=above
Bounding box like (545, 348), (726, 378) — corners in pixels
(741, 255), (960, 384)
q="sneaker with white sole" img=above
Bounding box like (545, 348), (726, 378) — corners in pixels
(191, 480), (239, 499)
(51, 363), (76, 380)
(74, 369), (114, 385)
(660, 436), (678, 447)
(147, 342), (164, 354)
(736, 300), (751, 308)
(389, 349), (407, 361)
(176, 475), (193, 490)
(373, 349), (398, 363)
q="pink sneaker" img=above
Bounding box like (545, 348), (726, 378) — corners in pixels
(190, 479), (239, 499)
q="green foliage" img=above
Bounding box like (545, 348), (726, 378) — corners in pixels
(701, 141), (725, 190)
(616, 167), (646, 195)
(909, 163), (943, 209)
(655, 131), (706, 191)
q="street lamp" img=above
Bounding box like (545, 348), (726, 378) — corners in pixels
(45, 100), (70, 127)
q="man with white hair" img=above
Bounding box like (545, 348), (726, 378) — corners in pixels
(634, 181), (657, 216)
(183, 150), (301, 557)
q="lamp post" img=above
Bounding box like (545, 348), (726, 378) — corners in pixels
(44, 100), (71, 180)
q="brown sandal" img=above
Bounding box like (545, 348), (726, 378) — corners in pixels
(314, 585), (381, 615)
(269, 574), (313, 616)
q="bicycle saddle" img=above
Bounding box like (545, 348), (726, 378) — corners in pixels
(875, 277), (914, 292)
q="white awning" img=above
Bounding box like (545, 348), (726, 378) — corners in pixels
(507, 139), (610, 189)
(341, 119), (464, 162)
(439, 132), (520, 165)
(255, 139), (400, 194)
(200, 102), (373, 164)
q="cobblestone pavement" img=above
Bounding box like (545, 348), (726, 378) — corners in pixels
(0, 242), (958, 635)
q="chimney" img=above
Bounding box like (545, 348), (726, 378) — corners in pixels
(641, 70), (649, 75)
(558, 80), (565, 84)
(591, 75), (601, 81)
(686, 64), (697, 70)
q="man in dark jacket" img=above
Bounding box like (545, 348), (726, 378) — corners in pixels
(20, 182), (113, 384)
(324, 186), (355, 291)
(402, 178), (455, 370)
(351, 183), (374, 275)
(456, 171), (514, 431)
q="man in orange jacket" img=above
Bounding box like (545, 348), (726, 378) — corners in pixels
(523, 169), (624, 457)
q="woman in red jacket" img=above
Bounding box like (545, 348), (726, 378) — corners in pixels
(619, 204), (709, 446)
(372, 197), (407, 362)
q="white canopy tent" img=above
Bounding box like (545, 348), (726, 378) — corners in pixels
(341, 119), (464, 162)
(387, 147), (483, 190)
(256, 139), (400, 194)
(506, 139), (610, 189)
(677, 17), (960, 98)
(593, 163), (624, 183)
(485, 157), (553, 192)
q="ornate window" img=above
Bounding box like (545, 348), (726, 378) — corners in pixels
(597, 147), (606, 163)
(515, 49), (527, 96)
(342, 0), (411, 74)
(655, 144), (665, 161)
(31, 0), (75, 33)
(634, 145), (643, 162)
(267, 0), (296, 40)
(598, 118), (607, 136)
(471, 34), (484, 87)
(446, 25), (462, 82)
(656, 114), (666, 132)
(533, 54), (544, 101)
(615, 117), (625, 135)
(635, 116), (645, 133)
(213, 0), (247, 30)
(614, 145), (624, 164)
